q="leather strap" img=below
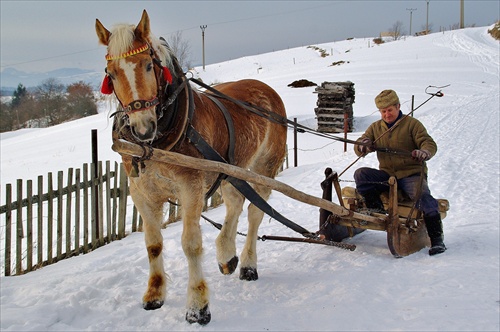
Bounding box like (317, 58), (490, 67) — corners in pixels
(204, 93), (235, 164)
(186, 124), (315, 238)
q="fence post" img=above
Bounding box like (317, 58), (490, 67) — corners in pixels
(47, 172), (54, 264)
(16, 179), (23, 275)
(98, 161), (104, 246)
(4, 184), (12, 276)
(56, 171), (63, 261)
(37, 176), (43, 267)
(293, 118), (298, 167)
(91, 129), (99, 243)
(117, 163), (128, 239)
(344, 112), (348, 153)
(83, 164), (89, 253)
(74, 169), (81, 255)
(26, 180), (33, 272)
(105, 161), (112, 243)
(111, 162), (119, 241)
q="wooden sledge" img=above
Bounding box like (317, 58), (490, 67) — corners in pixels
(112, 140), (449, 258)
(330, 171), (449, 257)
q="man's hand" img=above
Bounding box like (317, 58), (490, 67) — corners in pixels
(412, 149), (431, 162)
(359, 138), (375, 154)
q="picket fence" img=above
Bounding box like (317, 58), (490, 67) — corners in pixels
(1, 161), (222, 277)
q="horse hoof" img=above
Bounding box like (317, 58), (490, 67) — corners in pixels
(239, 267), (258, 281)
(218, 256), (238, 275)
(186, 304), (211, 325)
(143, 300), (164, 310)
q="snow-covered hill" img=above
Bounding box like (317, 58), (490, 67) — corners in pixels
(0, 67), (102, 90)
(1, 26), (499, 331)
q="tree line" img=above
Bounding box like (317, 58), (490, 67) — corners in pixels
(0, 78), (98, 133)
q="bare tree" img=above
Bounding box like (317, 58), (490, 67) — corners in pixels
(389, 21), (405, 40)
(168, 30), (193, 71)
(34, 78), (66, 125)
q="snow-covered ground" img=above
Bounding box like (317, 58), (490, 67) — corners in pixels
(1, 26), (499, 331)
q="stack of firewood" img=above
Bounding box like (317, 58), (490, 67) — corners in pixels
(314, 82), (355, 133)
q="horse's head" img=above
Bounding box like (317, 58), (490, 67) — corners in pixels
(96, 10), (173, 142)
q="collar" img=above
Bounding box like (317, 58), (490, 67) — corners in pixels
(384, 110), (403, 129)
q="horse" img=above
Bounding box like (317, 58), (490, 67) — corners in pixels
(95, 10), (287, 325)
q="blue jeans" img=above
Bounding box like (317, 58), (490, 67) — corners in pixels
(353, 167), (439, 217)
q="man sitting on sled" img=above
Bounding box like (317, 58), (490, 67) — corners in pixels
(353, 89), (446, 256)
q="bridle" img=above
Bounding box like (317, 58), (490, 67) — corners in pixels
(102, 42), (173, 116)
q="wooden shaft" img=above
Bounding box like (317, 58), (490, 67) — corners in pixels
(112, 139), (385, 223)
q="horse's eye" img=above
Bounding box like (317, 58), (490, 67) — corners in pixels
(146, 62), (153, 72)
(106, 70), (115, 80)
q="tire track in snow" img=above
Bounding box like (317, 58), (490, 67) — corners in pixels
(428, 89), (499, 227)
(433, 29), (499, 77)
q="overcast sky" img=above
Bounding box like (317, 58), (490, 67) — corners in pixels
(1, 0), (498, 73)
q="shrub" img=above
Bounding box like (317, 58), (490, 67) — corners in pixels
(488, 21), (500, 41)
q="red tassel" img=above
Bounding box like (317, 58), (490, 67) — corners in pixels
(162, 67), (173, 84)
(101, 75), (113, 94)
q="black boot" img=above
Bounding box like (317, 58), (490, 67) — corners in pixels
(424, 213), (446, 256)
(361, 191), (386, 213)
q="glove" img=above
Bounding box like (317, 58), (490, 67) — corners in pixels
(358, 138), (375, 154)
(411, 149), (431, 162)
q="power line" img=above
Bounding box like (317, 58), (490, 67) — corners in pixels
(1, 3), (337, 70)
(0, 48), (102, 69)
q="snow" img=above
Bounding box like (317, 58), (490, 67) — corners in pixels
(1, 26), (499, 331)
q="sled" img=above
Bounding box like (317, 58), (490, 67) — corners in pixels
(112, 140), (449, 258)
(328, 170), (449, 257)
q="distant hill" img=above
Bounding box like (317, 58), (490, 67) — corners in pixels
(0, 67), (103, 90)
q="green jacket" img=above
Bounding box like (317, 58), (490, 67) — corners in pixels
(355, 115), (437, 178)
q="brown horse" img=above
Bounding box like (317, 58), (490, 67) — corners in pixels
(96, 10), (287, 325)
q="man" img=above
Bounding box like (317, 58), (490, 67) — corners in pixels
(354, 89), (446, 256)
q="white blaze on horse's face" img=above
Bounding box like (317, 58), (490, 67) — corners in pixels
(108, 54), (159, 142)
(95, 12), (159, 143)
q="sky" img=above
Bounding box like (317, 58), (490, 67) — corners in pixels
(1, 0), (499, 74)
(1, 25), (499, 330)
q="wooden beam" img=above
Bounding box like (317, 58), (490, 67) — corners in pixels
(112, 139), (384, 224)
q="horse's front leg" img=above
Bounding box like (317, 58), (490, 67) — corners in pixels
(130, 186), (167, 310)
(180, 188), (211, 325)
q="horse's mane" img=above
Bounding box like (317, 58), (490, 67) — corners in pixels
(108, 24), (173, 69)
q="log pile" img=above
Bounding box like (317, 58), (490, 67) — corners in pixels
(314, 81), (355, 133)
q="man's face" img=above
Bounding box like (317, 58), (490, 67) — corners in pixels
(379, 104), (400, 124)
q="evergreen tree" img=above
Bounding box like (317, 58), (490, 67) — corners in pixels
(11, 83), (27, 108)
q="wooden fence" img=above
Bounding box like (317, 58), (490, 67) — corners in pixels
(1, 161), (222, 277)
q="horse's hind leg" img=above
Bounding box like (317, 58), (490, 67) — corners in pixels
(239, 183), (272, 281)
(215, 183), (245, 275)
(129, 188), (167, 310)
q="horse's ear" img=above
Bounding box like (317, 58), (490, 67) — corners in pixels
(95, 19), (111, 46)
(135, 10), (150, 41)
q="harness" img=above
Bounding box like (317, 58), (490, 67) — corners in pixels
(108, 41), (316, 238)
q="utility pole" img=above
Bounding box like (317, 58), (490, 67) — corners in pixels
(407, 8), (417, 36)
(200, 25), (207, 71)
(426, 1), (430, 34)
(460, 0), (464, 29)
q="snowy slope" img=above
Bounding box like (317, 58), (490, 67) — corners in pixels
(1, 27), (499, 331)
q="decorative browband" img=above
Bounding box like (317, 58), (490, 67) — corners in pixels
(105, 44), (149, 60)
